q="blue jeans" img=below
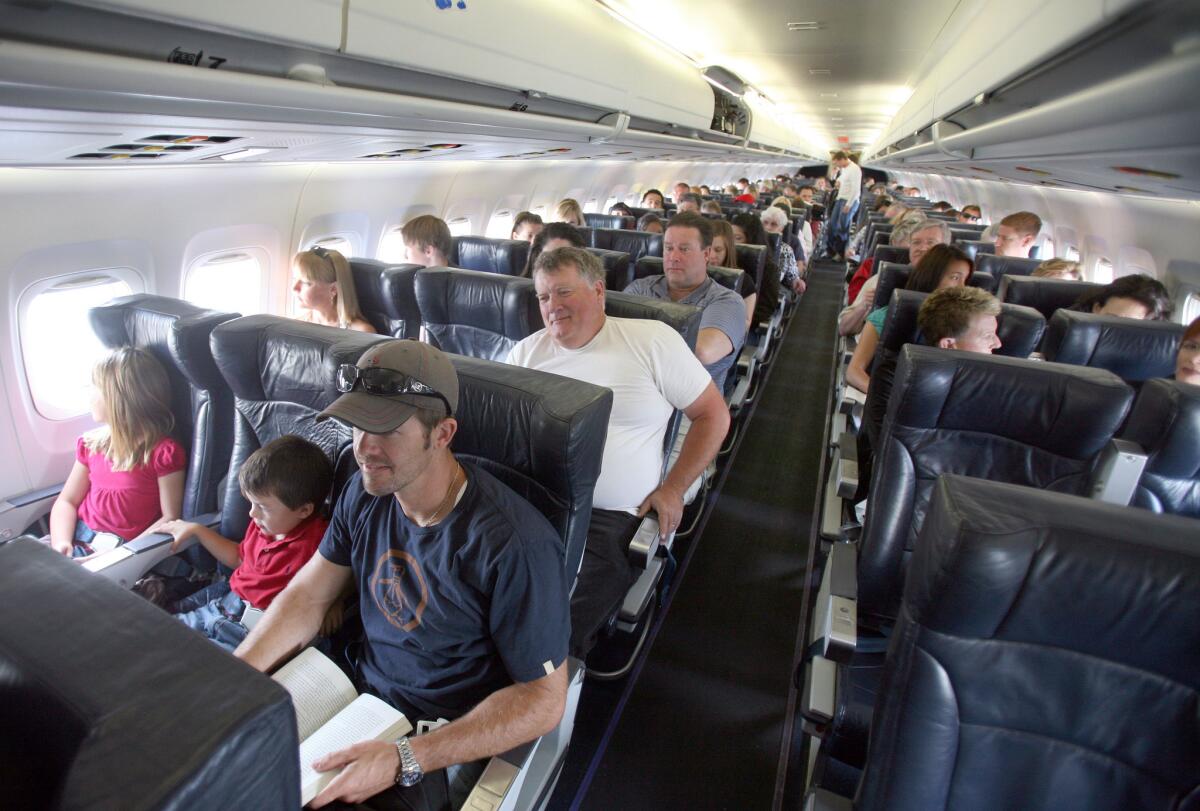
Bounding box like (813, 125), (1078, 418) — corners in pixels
(72, 519), (124, 558)
(172, 580), (249, 651)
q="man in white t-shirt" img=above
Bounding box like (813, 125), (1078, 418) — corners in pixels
(829, 151), (863, 259)
(508, 247), (730, 656)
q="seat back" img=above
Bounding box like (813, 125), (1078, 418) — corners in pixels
(376, 263), (425, 339)
(88, 294), (238, 519)
(857, 475), (1200, 811)
(587, 228), (663, 287)
(975, 254), (1040, 280)
(632, 257), (748, 296)
(585, 247), (633, 291)
(414, 268), (541, 362)
(997, 275), (1101, 322)
(583, 213), (634, 230)
(956, 240), (995, 262)
(349, 259), (422, 336)
(449, 236), (530, 276)
(734, 243), (767, 294)
(873, 245), (909, 265)
(875, 263), (997, 309)
(1121, 379), (1200, 519)
(861, 345), (1133, 625)
(1041, 310), (1185, 382)
(877, 290), (1045, 360)
(604, 290), (701, 350)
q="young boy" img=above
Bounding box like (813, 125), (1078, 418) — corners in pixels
(159, 435), (334, 651)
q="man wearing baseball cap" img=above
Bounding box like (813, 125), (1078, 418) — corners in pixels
(235, 340), (569, 811)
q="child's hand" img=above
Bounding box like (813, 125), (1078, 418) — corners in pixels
(156, 519), (197, 552)
(49, 537), (73, 556)
(320, 601), (344, 637)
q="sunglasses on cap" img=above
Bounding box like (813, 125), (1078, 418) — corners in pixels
(336, 364), (452, 415)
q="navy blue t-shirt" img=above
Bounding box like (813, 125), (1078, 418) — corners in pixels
(319, 461), (569, 721)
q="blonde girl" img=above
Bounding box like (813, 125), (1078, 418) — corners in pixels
(292, 247), (376, 333)
(554, 198), (586, 227)
(49, 347), (186, 557)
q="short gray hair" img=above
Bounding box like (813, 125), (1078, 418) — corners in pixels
(760, 206), (789, 230)
(910, 218), (951, 243)
(533, 246), (605, 286)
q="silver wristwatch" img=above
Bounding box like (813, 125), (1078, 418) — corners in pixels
(395, 737), (423, 787)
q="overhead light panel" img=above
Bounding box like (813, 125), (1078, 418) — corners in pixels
(809, 69), (831, 76)
(787, 21), (821, 30)
(819, 93), (838, 98)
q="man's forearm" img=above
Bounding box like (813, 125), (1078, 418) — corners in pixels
(409, 666), (566, 773)
(234, 582), (328, 672)
(663, 411), (728, 496)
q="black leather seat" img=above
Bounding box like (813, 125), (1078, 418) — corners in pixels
(997, 275), (1101, 322)
(604, 290), (701, 350)
(872, 245), (908, 265)
(873, 262), (997, 309)
(449, 236), (530, 276)
(88, 294), (237, 519)
(1122, 378), (1200, 518)
(975, 253), (1040, 279)
(586, 247), (633, 291)
(0, 538), (298, 810)
(377, 263), (425, 339)
(733, 243), (767, 296)
(818, 474), (1200, 811)
(631, 256), (749, 296)
(956, 239), (995, 261)
(587, 228), (662, 286)
(583, 212), (634, 230)
(860, 344), (1134, 627)
(1041, 310), (1185, 382)
(350, 259), (423, 336)
(414, 268), (541, 362)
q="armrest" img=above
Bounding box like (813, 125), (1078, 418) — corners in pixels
(804, 787), (854, 811)
(82, 511), (220, 587)
(3, 483), (64, 509)
(627, 515), (663, 570)
(1090, 438), (1148, 506)
(811, 542), (857, 663)
(801, 654), (838, 724)
(834, 432), (858, 500)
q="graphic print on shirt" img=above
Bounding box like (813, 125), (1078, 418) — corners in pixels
(369, 549), (429, 632)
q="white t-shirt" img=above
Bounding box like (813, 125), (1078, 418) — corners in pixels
(507, 317), (711, 513)
(836, 161), (863, 205)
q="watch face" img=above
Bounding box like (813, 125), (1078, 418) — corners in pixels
(400, 769), (423, 787)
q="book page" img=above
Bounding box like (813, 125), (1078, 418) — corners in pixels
(299, 693), (412, 806)
(271, 647), (359, 742)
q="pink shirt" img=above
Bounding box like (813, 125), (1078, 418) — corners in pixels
(76, 435), (187, 540)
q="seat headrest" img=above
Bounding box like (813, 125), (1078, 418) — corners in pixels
(89, 293), (236, 392)
(956, 239), (995, 262)
(875, 263), (996, 309)
(879, 290), (1045, 359)
(583, 213), (634, 230)
(998, 275), (1102, 322)
(414, 268), (540, 362)
(733, 243), (767, 288)
(888, 344), (1133, 459)
(349, 259), (419, 336)
(631, 257), (747, 296)
(584, 247), (633, 291)
(1122, 378), (1200, 518)
(1042, 310), (1185, 382)
(589, 227), (662, 260)
(604, 290), (702, 350)
(449, 236), (529, 276)
(873, 245), (909, 265)
(976, 254), (1041, 279)
(372, 263), (425, 339)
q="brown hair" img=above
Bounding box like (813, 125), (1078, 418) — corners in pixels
(709, 219), (739, 269)
(238, 434), (333, 511)
(400, 215), (452, 262)
(85, 347), (175, 471)
(906, 243), (974, 292)
(666, 210), (714, 248)
(1033, 258), (1082, 280)
(294, 247), (366, 326)
(1183, 315), (1200, 343)
(999, 211), (1043, 238)
(918, 286), (1001, 344)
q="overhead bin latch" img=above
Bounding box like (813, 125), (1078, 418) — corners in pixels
(287, 63), (335, 86)
(931, 118), (971, 160)
(590, 111), (631, 144)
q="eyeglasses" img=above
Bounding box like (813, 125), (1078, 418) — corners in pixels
(336, 364), (452, 415)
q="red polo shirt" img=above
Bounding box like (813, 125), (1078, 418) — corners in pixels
(229, 513), (329, 610)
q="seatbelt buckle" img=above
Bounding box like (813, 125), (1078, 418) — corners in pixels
(416, 718), (450, 735)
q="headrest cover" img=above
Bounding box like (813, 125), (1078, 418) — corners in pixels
(450, 236), (530, 277)
(1042, 310), (1185, 382)
(604, 290), (702, 350)
(998, 275), (1100, 322)
(976, 254), (1041, 279)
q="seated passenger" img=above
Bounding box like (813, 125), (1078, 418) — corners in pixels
(626, 212), (748, 390)
(760, 206), (804, 293)
(1177, 316), (1200, 385)
(904, 186), (921, 197)
(641, 188), (665, 209)
(292, 247), (377, 333)
(554, 198), (585, 227)
(237, 340), (569, 809)
(673, 181), (691, 203)
(1070, 273), (1172, 320)
(931, 200), (953, 212)
(918, 286), (1003, 353)
(958, 204), (983, 223)
(796, 186), (816, 206)
(159, 435), (333, 652)
(49, 348), (186, 557)
(845, 197), (893, 262)
(699, 184), (712, 196)
(637, 212), (665, 234)
(846, 243), (972, 393)
(711, 218), (755, 332)
(700, 199), (723, 216)
(1033, 258), (1082, 280)
(523, 221), (584, 277)
(841, 217), (950, 336)
(510, 211), (544, 243)
(608, 202), (634, 219)
(508, 248), (730, 655)
(994, 211), (1042, 258)
(402, 214), (452, 267)
(731, 212), (784, 328)
(676, 193), (702, 214)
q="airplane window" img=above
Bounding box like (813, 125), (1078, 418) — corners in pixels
(486, 210), (514, 239)
(604, 197), (620, 211)
(185, 251), (264, 317)
(306, 236), (354, 257)
(447, 217), (472, 237)
(584, 198), (600, 213)
(21, 273), (134, 419)
(376, 228), (409, 264)
(1041, 235), (1055, 258)
(1065, 246), (1081, 262)
(1184, 292), (1200, 324)
(1093, 257), (1115, 284)
(531, 205), (547, 217)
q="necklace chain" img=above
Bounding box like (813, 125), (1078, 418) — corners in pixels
(421, 462), (462, 527)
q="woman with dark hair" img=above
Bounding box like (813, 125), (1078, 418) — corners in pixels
(522, 222), (585, 277)
(730, 212), (781, 325)
(1176, 316), (1200, 385)
(1070, 273), (1172, 320)
(608, 202), (635, 218)
(845, 243), (973, 393)
(637, 212), (664, 234)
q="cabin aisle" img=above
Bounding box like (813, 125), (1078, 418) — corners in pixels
(568, 265), (842, 810)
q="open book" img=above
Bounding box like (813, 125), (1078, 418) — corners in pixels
(272, 647), (413, 805)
